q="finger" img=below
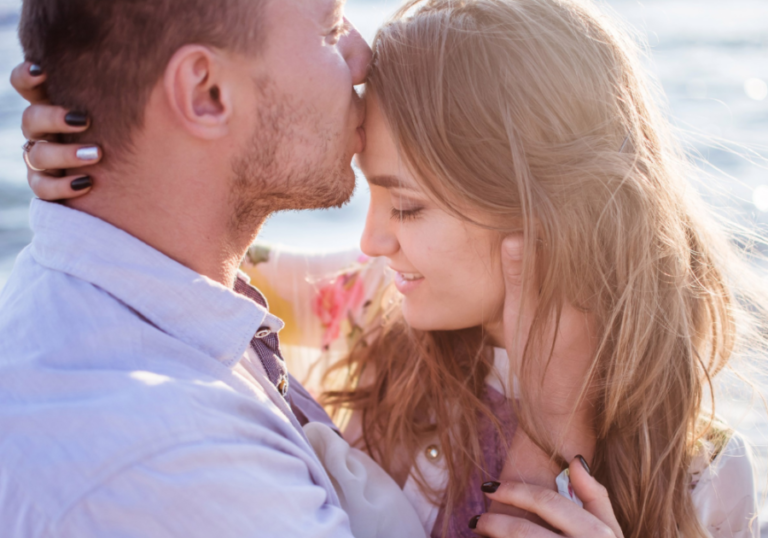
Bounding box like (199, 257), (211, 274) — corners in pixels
(28, 170), (93, 201)
(473, 512), (560, 538)
(22, 104), (90, 140)
(569, 457), (624, 537)
(484, 481), (614, 537)
(501, 234), (525, 288)
(27, 142), (102, 171)
(501, 233), (538, 360)
(501, 234), (529, 327)
(10, 62), (48, 103)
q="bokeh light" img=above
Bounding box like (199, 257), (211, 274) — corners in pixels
(744, 78), (768, 101)
(752, 185), (768, 212)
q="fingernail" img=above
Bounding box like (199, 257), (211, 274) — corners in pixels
(65, 112), (89, 127)
(76, 146), (99, 161)
(70, 176), (92, 191)
(29, 64), (43, 77)
(468, 515), (481, 530)
(576, 455), (591, 476)
(481, 481), (500, 493)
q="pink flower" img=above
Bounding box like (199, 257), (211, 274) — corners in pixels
(312, 272), (366, 349)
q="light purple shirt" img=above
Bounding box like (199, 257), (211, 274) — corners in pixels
(0, 200), (354, 537)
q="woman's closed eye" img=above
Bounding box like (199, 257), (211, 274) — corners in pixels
(390, 206), (423, 221)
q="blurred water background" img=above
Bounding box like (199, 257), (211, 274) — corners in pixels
(0, 0), (766, 529)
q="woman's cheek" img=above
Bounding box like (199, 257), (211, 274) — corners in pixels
(398, 221), (431, 262)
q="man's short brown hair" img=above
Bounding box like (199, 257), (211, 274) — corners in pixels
(19, 0), (264, 160)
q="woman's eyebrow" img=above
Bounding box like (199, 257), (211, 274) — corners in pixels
(366, 175), (417, 191)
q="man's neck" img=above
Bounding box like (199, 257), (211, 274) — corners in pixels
(65, 168), (268, 287)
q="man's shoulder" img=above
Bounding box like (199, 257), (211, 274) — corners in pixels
(0, 243), (337, 532)
(0, 249), (128, 348)
(0, 360), (313, 528)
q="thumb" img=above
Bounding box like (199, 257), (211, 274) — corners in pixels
(569, 457), (624, 537)
(500, 233), (536, 360)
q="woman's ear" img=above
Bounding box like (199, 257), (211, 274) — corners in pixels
(163, 45), (232, 140)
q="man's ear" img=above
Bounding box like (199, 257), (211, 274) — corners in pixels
(163, 45), (232, 139)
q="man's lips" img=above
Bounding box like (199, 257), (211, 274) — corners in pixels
(353, 93), (366, 153)
(356, 125), (366, 153)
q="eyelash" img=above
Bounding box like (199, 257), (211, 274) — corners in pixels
(390, 207), (423, 221)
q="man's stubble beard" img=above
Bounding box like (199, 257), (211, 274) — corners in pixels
(228, 82), (356, 236)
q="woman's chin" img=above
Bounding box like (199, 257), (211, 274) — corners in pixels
(401, 304), (440, 332)
(402, 303), (477, 333)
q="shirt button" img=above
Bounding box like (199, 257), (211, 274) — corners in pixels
(255, 327), (271, 338)
(277, 375), (289, 397)
(425, 445), (441, 462)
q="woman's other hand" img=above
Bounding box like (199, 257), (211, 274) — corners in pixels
(471, 457), (624, 538)
(495, 234), (599, 512)
(11, 62), (101, 199)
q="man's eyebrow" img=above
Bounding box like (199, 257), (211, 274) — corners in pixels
(366, 175), (417, 191)
(327, 0), (346, 21)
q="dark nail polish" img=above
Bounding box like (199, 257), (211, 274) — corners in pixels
(29, 64), (43, 77)
(468, 515), (481, 530)
(577, 454), (591, 476)
(64, 112), (88, 127)
(481, 481), (500, 493)
(70, 176), (92, 191)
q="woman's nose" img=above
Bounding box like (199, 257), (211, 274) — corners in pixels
(338, 18), (372, 86)
(360, 198), (399, 258)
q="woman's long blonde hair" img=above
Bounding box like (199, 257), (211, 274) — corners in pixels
(324, 0), (764, 536)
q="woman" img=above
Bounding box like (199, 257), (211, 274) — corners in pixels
(13, 0), (761, 536)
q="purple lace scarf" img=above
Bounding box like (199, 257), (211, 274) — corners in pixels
(431, 386), (518, 538)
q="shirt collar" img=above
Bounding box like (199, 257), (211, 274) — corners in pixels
(487, 347), (520, 398)
(28, 199), (281, 368)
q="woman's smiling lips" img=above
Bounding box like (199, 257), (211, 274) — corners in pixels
(394, 270), (425, 294)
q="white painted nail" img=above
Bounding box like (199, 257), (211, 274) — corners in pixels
(76, 147), (99, 161)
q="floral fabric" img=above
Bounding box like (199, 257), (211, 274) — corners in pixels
(241, 244), (390, 369)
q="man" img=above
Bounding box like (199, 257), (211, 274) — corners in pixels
(0, 0), (371, 535)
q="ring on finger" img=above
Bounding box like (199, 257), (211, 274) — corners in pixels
(22, 139), (48, 172)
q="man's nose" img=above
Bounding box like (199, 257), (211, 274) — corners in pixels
(339, 19), (372, 86)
